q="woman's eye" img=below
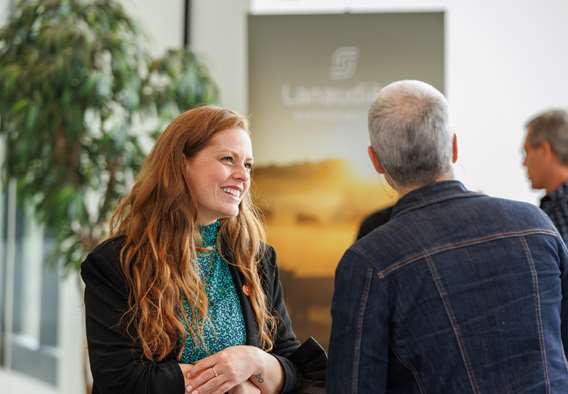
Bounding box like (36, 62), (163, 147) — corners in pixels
(245, 162), (253, 171)
(221, 156), (234, 163)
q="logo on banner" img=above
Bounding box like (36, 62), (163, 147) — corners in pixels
(280, 44), (380, 112)
(329, 46), (359, 81)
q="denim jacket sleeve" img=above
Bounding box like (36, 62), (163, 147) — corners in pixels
(327, 249), (390, 393)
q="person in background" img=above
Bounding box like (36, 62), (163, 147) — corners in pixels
(356, 206), (393, 240)
(328, 80), (568, 393)
(523, 109), (568, 242)
(81, 106), (304, 394)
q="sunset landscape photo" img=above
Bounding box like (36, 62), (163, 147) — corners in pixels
(252, 159), (396, 346)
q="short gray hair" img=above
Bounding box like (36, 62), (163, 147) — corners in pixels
(525, 109), (568, 165)
(368, 80), (452, 187)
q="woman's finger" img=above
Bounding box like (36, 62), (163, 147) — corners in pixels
(189, 370), (232, 394)
(187, 366), (217, 388)
(179, 363), (194, 387)
(188, 353), (218, 376)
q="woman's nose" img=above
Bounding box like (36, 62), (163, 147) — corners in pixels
(232, 164), (250, 182)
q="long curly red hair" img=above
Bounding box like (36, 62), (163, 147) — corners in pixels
(110, 106), (275, 361)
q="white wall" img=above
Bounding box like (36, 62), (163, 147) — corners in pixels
(122, 0), (184, 56)
(191, 0), (250, 114)
(0, 0), (7, 21)
(0, 369), (55, 394)
(443, 0), (568, 203)
(198, 0), (568, 205)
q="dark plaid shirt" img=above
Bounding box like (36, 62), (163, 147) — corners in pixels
(540, 181), (568, 243)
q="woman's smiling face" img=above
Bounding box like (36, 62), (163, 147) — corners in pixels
(185, 127), (253, 224)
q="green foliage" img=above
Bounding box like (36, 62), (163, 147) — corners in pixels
(0, 0), (219, 271)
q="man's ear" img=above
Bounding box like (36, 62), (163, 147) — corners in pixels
(540, 140), (556, 162)
(452, 133), (458, 163)
(368, 146), (386, 174)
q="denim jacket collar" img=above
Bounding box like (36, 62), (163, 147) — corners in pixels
(392, 180), (481, 219)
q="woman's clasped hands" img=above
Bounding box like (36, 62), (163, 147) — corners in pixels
(180, 345), (264, 394)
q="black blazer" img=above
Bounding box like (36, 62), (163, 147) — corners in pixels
(81, 236), (301, 394)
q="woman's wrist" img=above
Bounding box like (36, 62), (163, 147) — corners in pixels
(245, 345), (267, 378)
(245, 346), (284, 394)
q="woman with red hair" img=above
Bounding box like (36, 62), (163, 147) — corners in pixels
(81, 106), (304, 394)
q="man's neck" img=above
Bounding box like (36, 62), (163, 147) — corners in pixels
(545, 169), (568, 194)
(396, 173), (456, 198)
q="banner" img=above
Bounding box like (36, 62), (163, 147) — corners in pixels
(248, 12), (445, 346)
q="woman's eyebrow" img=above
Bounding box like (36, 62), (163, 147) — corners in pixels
(217, 148), (254, 162)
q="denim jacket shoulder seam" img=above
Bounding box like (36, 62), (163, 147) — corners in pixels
(349, 247), (381, 270)
(378, 228), (558, 279)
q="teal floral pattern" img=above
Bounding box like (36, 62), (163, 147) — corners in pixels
(179, 220), (246, 363)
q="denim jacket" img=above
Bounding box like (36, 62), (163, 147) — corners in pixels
(328, 181), (568, 393)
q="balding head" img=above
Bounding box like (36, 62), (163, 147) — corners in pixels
(368, 80), (453, 188)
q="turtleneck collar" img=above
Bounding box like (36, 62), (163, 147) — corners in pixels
(199, 220), (221, 248)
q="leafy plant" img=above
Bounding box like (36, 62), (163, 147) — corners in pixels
(0, 0), (218, 271)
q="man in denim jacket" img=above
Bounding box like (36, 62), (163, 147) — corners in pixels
(328, 80), (568, 393)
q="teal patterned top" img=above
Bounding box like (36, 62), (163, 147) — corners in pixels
(179, 220), (246, 364)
